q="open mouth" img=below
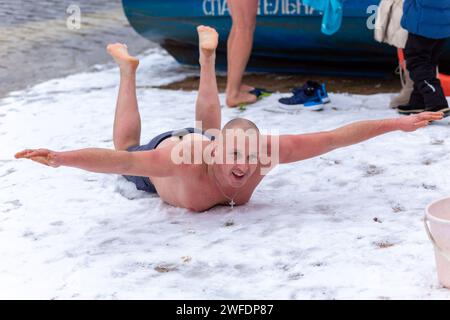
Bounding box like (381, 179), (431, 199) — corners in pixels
(232, 170), (245, 179)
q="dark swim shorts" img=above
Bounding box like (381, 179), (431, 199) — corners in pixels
(123, 127), (214, 193)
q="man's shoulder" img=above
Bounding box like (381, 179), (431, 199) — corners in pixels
(170, 139), (212, 166)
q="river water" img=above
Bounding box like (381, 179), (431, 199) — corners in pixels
(0, 0), (154, 97)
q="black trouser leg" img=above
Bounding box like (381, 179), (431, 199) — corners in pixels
(408, 83), (425, 107)
(431, 38), (447, 67)
(405, 33), (448, 109)
(431, 38), (448, 108)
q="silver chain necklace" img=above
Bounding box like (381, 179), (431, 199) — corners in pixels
(211, 165), (240, 209)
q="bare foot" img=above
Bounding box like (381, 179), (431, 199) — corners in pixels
(240, 84), (254, 92)
(197, 25), (219, 61)
(106, 43), (139, 74)
(226, 91), (258, 108)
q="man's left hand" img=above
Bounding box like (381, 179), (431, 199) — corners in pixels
(398, 112), (444, 132)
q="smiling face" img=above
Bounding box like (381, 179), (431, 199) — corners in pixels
(213, 119), (260, 188)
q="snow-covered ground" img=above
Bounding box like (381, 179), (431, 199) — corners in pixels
(1, 48), (450, 299)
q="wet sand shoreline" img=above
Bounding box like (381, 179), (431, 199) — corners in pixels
(158, 73), (402, 95)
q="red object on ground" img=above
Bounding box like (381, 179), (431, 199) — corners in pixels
(398, 49), (450, 97)
(439, 73), (450, 97)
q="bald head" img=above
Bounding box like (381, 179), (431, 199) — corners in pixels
(215, 117), (260, 165)
(222, 118), (259, 134)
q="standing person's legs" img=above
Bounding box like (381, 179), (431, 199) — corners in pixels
(225, 0), (258, 108)
(431, 38), (447, 68)
(196, 26), (221, 133)
(107, 43), (141, 151)
(431, 38), (448, 102)
(405, 34), (448, 111)
(407, 82), (425, 109)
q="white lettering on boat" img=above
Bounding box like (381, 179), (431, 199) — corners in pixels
(202, 0), (315, 16)
(202, 0), (230, 16)
(366, 4), (378, 30)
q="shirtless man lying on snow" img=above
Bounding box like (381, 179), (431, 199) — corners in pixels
(15, 26), (443, 212)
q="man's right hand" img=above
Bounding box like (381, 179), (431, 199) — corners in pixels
(15, 149), (60, 168)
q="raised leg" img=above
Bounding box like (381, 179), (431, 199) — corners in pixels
(196, 26), (221, 132)
(107, 43), (141, 151)
(225, 0), (258, 108)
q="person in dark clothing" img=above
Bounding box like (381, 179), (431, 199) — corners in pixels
(397, 0), (450, 116)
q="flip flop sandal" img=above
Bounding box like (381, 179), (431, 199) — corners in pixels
(249, 88), (273, 100)
(236, 88), (273, 110)
(238, 103), (247, 111)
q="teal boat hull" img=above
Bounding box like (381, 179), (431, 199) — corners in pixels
(122, 0), (450, 77)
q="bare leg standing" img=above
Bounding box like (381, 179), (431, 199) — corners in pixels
(227, 23), (253, 93)
(225, 0), (258, 108)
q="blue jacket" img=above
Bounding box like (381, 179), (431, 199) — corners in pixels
(401, 0), (450, 39)
(303, 0), (344, 35)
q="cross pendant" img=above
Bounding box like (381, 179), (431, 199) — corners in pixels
(229, 199), (235, 209)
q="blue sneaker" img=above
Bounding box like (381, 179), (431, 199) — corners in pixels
(318, 83), (330, 104)
(291, 81), (330, 102)
(279, 81), (330, 111)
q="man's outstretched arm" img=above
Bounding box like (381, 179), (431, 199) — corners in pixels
(14, 146), (179, 177)
(278, 112), (443, 164)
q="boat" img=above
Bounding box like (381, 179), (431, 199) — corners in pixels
(122, 0), (450, 77)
